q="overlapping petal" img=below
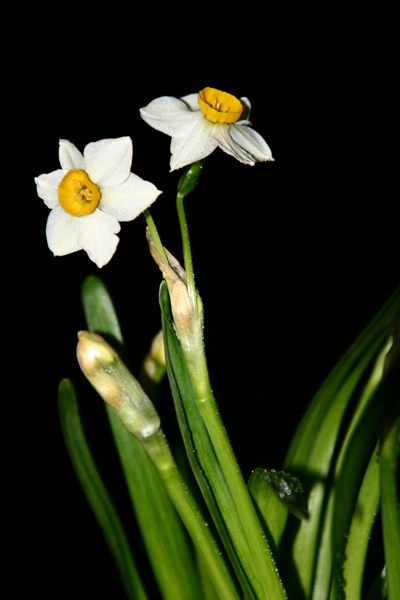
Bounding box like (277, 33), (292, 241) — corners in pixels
(170, 118), (217, 171)
(211, 122), (273, 166)
(211, 124), (255, 164)
(46, 206), (81, 255)
(180, 94), (200, 112)
(59, 140), (85, 170)
(229, 125), (273, 162)
(84, 137), (133, 187)
(35, 169), (67, 209)
(77, 210), (121, 268)
(239, 97), (252, 122)
(140, 97), (201, 139)
(100, 173), (161, 221)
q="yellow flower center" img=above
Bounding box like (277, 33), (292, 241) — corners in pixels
(58, 169), (101, 216)
(198, 87), (243, 123)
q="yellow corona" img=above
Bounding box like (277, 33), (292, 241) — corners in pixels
(58, 169), (101, 216)
(198, 87), (243, 124)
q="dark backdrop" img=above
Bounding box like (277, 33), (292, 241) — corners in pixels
(9, 3), (398, 598)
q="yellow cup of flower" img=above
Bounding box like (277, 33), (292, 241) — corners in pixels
(198, 87), (243, 124)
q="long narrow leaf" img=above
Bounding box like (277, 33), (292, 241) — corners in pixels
(197, 551), (221, 600)
(159, 282), (258, 600)
(327, 343), (397, 600)
(81, 275), (201, 600)
(380, 410), (400, 600)
(342, 442), (380, 600)
(58, 378), (148, 600)
(363, 568), (388, 600)
(282, 285), (400, 599)
(312, 335), (393, 600)
(247, 469), (289, 553)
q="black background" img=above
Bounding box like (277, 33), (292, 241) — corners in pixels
(9, 3), (398, 598)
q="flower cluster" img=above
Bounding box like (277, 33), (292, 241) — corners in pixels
(36, 88), (273, 266)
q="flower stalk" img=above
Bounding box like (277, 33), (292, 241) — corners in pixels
(147, 231), (286, 599)
(182, 343), (286, 600)
(171, 163), (286, 598)
(176, 161), (204, 309)
(77, 330), (241, 600)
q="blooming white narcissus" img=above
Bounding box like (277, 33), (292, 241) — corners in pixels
(140, 87), (273, 171)
(35, 137), (161, 268)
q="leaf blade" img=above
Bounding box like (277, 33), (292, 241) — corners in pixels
(281, 285), (400, 599)
(81, 275), (201, 600)
(58, 378), (148, 600)
(380, 411), (400, 600)
(159, 281), (259, 600)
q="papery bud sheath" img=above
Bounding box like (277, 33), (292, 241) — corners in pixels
(77, 331), (161, 439)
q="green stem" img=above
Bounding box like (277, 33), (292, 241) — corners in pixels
(176, 193), (196, 307)
(143, 208), (167, 263)
(142, 430), (241, 600)
(185, 347), (286, 600)
(172, 165), (285, 598)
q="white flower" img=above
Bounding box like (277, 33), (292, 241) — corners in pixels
(140, 87), (273, 171)
(35, 137), (161, 268)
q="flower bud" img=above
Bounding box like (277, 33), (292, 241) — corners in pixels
(77, 331), (161, 439)
(170, 280), (193, 337)
(146, 230), (203, 351)
(150, 329), (166, 366)
(177, 160), (205, 197)
(142, 330), (166, 384)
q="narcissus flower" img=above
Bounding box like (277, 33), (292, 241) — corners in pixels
(140, 87), (273, 171)
(35, 137), (161, 267)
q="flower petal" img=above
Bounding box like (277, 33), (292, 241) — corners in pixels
(211, 124), (255, 164)
(35, 169), (67, 209)
(170, 116), (217, 170)
(140, 97), (200, 138)
(100, 173), (162, 221)
(59, 140), (85, 170)
(46, 206), (81, 255)
(239, 97), (252, 121)
(229, 124), (273, 162)
(83, 137), (133, 187)
(77, 209), (121, 268)
(211, 123), (273, 165)
(180, 93), (200, 112)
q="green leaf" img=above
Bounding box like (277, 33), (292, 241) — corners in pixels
(58, 378), (148, 600)
(247, 469), (290, 552)
(327, 341), (398, 600)
(159, 281), (258, 600)
(380, 409), (400, 600)
(379, 312), (400, 600)
(80, 275), (201, 600)
(281, 285), (400, 600)
(363, 569), (388, 600)
(342, 443), (380, 600)
(197, 551), (221, 600)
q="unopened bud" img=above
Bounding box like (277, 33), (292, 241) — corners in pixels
(142, 330), (166, 384)
(150, 330), (166, 366)
(146, 230), (203, 349)
(76, 330), (116, 376)
(77, 331), (161, 439)
(177, 160), (205, 197)
(170, 280), (192, 336)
